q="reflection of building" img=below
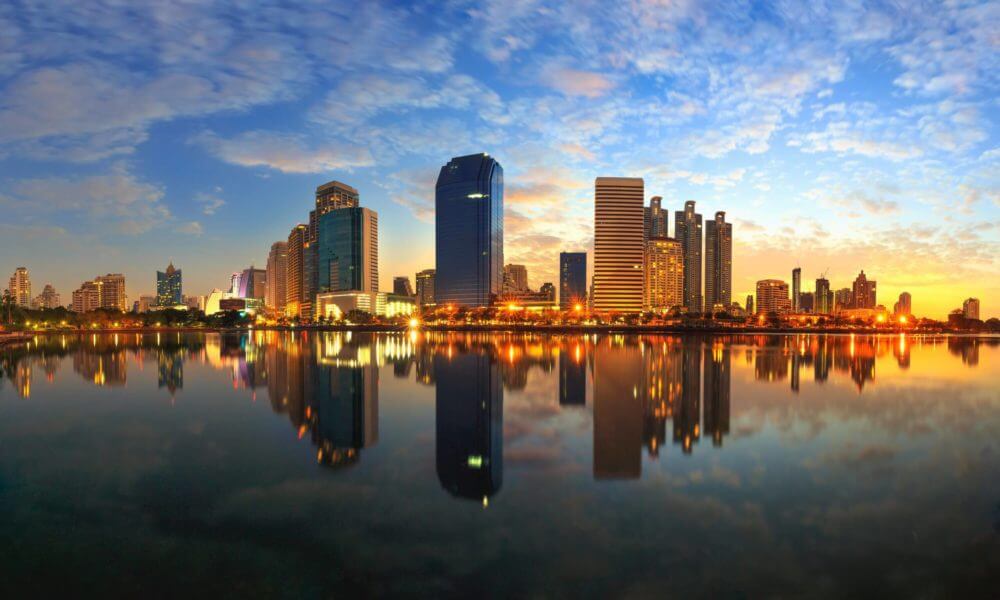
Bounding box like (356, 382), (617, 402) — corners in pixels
(559, 344), (586, 406)
(703, 345), (730, 447)
(157, 350), (183, 396)
(948, 337), (979, 366)
(435, 351), (503, 501)
(673, 342), (701, 454)
(593, 177), (645, 313)
(311, 343), (379, 468)
(435, 153), (504, 308)
(593, 338), (643, 478)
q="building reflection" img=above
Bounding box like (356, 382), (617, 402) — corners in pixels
(157, 350), (183, 396)
(673, 340), (702, 454)
(559, 342), (586, 406)
(947, 337), (979, 366)
(435, 347), (503, 502)
(703, 345), (730, 447)
(593, 337), (644, 479)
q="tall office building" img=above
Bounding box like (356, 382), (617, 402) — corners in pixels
(644, 237), (683, 312)
(851, 270), (877, 309)
(791, 267), (801, 312)
(266, 241), (288, 311)
(33, 284), (60, 309)
(72, 281), (101, 313)
(238, 267), (267, 299)
(316, 207), (379, 294)
(558, 252), (587, 310)
(285, 224), (309, 318)
(815, 277), (832, 314)
(834, 287), (852, 311)
(416, 269), (436, 307)
(593, 177), (644, 313)
(310, 181), (360, 241)
(704, 211), (732, 312)
(156, 262), (182, 306)
(96, 274), (127, 311)
(435, 153), (503, 307)
(963, 297), (980, 320)
(502, 264), (529, 294)
(674, 201), (703, 313)
(644, 196), (668, 240)
(894, 292), (911, 316)
(756, 279), (791, 315)
(8, 267), (31, 307)
(746, 294), (754, 315)
(393, 276), (414, 297)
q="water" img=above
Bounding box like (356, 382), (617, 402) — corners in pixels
(1, 332), (998, 597)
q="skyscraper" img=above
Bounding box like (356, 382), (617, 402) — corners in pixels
(815, 277), (832, 314)
(310, 181), (359, 241)
(435, 153), (503, 307)
(791, 267), (801, 312)
(644, 196), (668, 240)
(593, 177), (644, 313)
(285, 224), (309, 318)
(266, 241), (288, 311)
(393, 276), (414, 296)
(894, 292), (911, 316)
(8, 267), (31, 307)
(704, 211), (732, 312)
(239, 267), (267, 299)
(316, 207), (379, 293)
(96, 274), (127, 311)
(156, 262), (182, 306)
(644, 237), (683, 312)
(963, 297), (980, 320)
(416, 269), (436, 307)
(756, 279), (791, 315)
(502, 264), (528, 294)
(746, 294), (754, 315)
(674, 200), (703, 313)
(558, 252), (587, 310)
(33, 284), (60, 309)
(852, 270), (877, 309)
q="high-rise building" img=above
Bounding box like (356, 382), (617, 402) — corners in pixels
(791, 267), (801, 312)
(799, 291), (815, 313)
(674, 200), (703, 313)
(746, 294), (754, 315)
(310, 181), (360, 242)
(851, 270), (877, 309)
(416, 269), (436, 307)
(963, 297), (980, 320)
(540, 282), (556, 301)
(393, 276), (414, 297)
(285, 224), (309, 318)
(72, 281), (101, 313)
(316, 207), (379, 294)
(96, 274), (127, 311)
(266, 241), (288, 311)
(704, 211), (732, 312)
(8, 267), (31, 307)
(644, 237), (683, 312)
(559, 252), (587, 310)
(756, 279), (791, 315)
(815, 278), (832, 314)
(435, 153), (503, 308)
(644, 196), (668, 240)
(32, 284), (60, 309)
(835, 287), (853, 311)
(593, 177), (644, 313)
(156, 262), (182, 306)
(238, 267), (267, 300)
(894, 292), (911, 316)
(502, 264), (529, 294)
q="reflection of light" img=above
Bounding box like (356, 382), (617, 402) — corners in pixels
(482, 496), (489, 509)
(467, 455), (483, 468)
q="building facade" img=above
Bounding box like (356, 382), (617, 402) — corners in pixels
(704, 211), (732, 312)
(393, 276), (414, 297)
(963, 297), (980, 320)
(894, 292), (912, 316)
(558, 252), (587, 310)
(644, 196), (668, 240)
(593, 177), (645, 313)
(316, 207), (379, 294)
(156, 262), (182, 306)
(791, 267), (801, 312)
(32, 284), (60, 309)
(675, 201), (703, 313)
(435, 153), (503, 308)
(8, 267), (31, 307)
(851, 270), (877, 309)
(310, 181), (359, 243)
(286, 224), (309, 318)
(815, 277), (831, 314)
(416, 269), (436, 307)
(266, 241), (288, 312)
(644, 237), (683, 312)
(502, 264), (529, 294)
(756, 279), (791, 315)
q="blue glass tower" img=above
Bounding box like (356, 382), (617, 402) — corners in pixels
(435, 153), (503, 307)
(559, 252), (587, 310)
(316, 207), (379, 293)
(156, 262), (182, 306)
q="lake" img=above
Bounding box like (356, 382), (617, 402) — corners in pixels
(1, 331), (998, 597)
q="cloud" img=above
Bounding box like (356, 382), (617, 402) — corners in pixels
(177, 221), (204, 235)
(542, 66), (615, 98)
(788, 122), (922, 161)
(192, 130), (374, 173)
(195, 189), (226, 215)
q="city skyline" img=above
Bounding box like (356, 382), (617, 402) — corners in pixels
(0, 1), (996, 319)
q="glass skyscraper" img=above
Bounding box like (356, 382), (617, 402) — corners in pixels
(675, 200), (703, 313)
(435, 153), (503, 307)
(156, 262), (182, 306)
(316, 207), (379, 293)
(559, 252), (587, 310)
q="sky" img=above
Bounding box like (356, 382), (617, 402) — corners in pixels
(0, 0), (997, 319)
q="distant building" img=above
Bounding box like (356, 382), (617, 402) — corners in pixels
(503, 264), (529, 294)
(285, 224), (309, 319)
(539, 282), (556, 301)
(851, 270), (876, 309)
(316, 207), (379, 294)
(559, 252), (587, 310)
(815, 277), (832, 314)
(745, 294), (754, 315)
(183, 295), (205, 312)
(704, 211), (732, 311)
(799, 291), (814, 313)
(32, 284), (60, 309)
(963, 297), (980, 320)
(238, 267), (267, 300)
(316, 291), (386, 320)
(644, 196), (668, 240)
(416, 269), (435, 307)
(8, 267), (31, 307)
(894, 292), (912, 316)
(834, 287), (852, 312)
(644, 237), (683, 312)
(791, 267), (801, 312)
(393, 276), (414, 297)
(756, 279), (791, 315)
(310, 181), (360, 242)
(135, 295), (157, 313)
(435, 153), (503, 308)
(675, 201), (703, 313)
(156, 262), (182, 306)
(266, 241), (288, 312)
(593, 177), (645, 313)
(72, 275), (124, 312)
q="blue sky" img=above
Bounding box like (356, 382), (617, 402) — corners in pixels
(0, 0), (997, 318)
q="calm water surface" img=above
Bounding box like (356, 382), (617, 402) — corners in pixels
(1, 332), (998, 597)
